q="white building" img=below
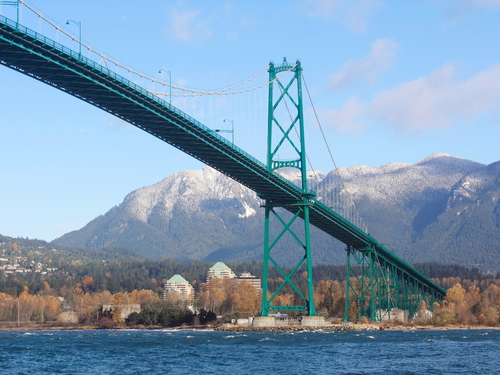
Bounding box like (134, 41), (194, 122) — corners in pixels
(164, 274), (195, 300)
(206, 262), (236, 282)
(237, 272), (261, 291)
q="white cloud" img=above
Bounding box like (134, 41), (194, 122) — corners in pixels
(104, 114), (134, 130)
(323, 63), (500, 134)
(304, 0), (381, 33)
(462, 0), (500, 8)
(240, 16), (258, 29)
(329, 38), (399, 90)
(440, 0), (500, 21)
(320, 96), (365, 133)
(371, 63), (500, 132)
(167, 9), (213, 41)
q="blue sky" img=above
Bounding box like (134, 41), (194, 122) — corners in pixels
(1, 0), (500, 241)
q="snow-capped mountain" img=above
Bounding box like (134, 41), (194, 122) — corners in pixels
(55, 166), (264, 261)
(54, 154), (500, 271)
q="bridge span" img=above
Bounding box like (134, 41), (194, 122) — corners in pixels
(0, 13), (446, 320)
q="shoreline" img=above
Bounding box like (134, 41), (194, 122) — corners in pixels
(214, 323), (500, 332)
(1, 323), (499, 332)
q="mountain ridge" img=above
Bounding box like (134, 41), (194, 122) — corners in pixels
(54, 154), (500, 272)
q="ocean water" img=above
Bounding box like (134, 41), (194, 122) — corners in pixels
(0, 328), (499, 374)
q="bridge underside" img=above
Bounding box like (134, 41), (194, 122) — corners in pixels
(0, 15), (447, 320)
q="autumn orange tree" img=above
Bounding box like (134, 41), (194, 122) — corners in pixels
(432, 283), (500, 326)
(0, 292), (15, 321)
(197, 278), (260, 317)
(0, 289), (62, 323)
(78, 291), (113, 325)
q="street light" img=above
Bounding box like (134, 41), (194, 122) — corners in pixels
(0, 0), (20, 25)
(158, 69), (172, 104)
(66, 19), (82, 58)
(215, 119), (234, 144)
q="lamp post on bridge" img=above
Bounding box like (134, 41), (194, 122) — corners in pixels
(0, 1), (20, 25)
(66, 20), (82, 58)
(158, 69), (172, 104)
(215, 119), (234, 144)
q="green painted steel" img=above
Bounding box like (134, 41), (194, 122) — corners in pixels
(0, 15), (447, 321)
(261, 59), (317, 316)
(0, 1), (19, 24)
(344, 245), (444, 321)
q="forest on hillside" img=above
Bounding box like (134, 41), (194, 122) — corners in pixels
(2, 234), (498, 297)
(2, 255), (499, 298)
(2, 234), (500, 298)
(2, 235), (500, 327)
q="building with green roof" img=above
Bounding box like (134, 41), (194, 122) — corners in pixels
(206, 262), (236, 282)
(164, 274), (194, 300)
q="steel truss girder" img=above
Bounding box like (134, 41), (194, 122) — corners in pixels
(345, 246), (443, 322)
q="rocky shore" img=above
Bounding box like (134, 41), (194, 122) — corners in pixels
(1, 322), (497, 332)
(214, 324), (380, 332)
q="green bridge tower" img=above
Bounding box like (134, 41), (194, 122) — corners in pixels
(260, 58), (317, 317)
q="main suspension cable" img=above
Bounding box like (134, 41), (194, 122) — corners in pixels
(302, 73), (369, 234)
(17, 0), (294, 97)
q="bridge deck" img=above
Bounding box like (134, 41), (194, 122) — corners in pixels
(0, 15), (446, 298)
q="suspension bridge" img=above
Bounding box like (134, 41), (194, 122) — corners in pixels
(0, 2), (446, 324)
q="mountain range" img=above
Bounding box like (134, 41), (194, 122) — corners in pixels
(54, 154), (500, 272)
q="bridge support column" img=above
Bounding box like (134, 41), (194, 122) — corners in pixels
(345, 245), (384, 322)
(344, 245), (446, 322)
(260, 58), (316, 318)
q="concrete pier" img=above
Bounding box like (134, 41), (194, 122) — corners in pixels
(300, 316), (326, 327)
(252, 317), (276, 327)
